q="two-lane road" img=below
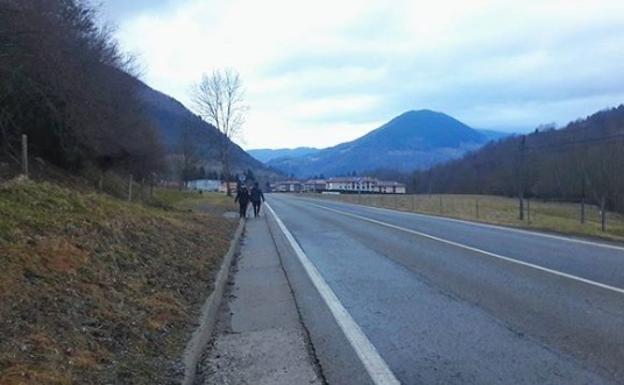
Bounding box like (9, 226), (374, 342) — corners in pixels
(265, 193), (624, 385)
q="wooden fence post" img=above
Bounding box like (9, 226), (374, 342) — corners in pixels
(21, 134), (28, 177)
(600, 197), (606, 232)
(128, 174), (133, 202)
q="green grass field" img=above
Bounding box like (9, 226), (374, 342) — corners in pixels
(309, 193), (624, 242)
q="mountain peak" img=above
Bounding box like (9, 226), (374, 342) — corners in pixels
(264, 109), (489, 178)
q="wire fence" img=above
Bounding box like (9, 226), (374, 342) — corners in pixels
(311, 193), (624, 242)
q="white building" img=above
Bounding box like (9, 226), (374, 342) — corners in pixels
(303, 179), (327, 192)
(272, 180), (303, 192)
(376, 181), (407, 194)
(186, 179), (221, 192)
(326, 177), (406, 194)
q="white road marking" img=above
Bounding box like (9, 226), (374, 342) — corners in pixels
(265, 203), (401, 385)
(298, 196), (624, 252)
(309, 202), (624, 296)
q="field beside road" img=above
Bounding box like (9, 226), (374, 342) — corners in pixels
(306, 193), (624, 242)
(0, 179), (237, 385)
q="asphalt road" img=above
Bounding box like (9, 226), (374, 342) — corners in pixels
(264, 193), (624, 385)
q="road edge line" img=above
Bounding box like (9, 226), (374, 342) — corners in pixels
(265, 202), (401, 385)
(311, 203), (624, 296)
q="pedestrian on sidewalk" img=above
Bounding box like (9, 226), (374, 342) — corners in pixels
(250, 182), (265, 217)
(234, 186), (250, 219)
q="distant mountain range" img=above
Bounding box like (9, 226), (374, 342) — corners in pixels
(254, 110), (509, 178)
(248, 147), (320, 163)
(136, 82), (281, 179)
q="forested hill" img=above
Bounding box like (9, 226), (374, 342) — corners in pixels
(0, 0), (280, 185)
(267, 110), (488, 178)
(136, 82), (281, 179)
(413, 105), (624, 212)
(248, 147), (320, 163)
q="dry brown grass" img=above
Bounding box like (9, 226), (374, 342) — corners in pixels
(0, 179), (238, 384)
(310, 193), (624, 242)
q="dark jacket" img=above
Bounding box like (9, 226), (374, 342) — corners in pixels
(235, 189), (250, 205)
(250, 187), (265, 203)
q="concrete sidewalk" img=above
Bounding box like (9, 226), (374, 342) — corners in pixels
(197, 215), (323, 385)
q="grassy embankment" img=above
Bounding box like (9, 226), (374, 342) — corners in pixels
(310, 193), (624, 242)
(0, 178), (237, 385)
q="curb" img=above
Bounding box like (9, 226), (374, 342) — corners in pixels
(181, 218), (246, 385)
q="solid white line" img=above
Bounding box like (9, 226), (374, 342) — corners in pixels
(297, 196), (624, 252)
(265, 203), (401, 385)
(309, 202), (624, 296)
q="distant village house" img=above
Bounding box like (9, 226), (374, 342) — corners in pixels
(273, 176), (406, 194)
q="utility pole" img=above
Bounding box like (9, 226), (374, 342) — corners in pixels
(518, 135), (526, 221)
(580, 177), (586, 224)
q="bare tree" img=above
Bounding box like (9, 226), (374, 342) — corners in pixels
(191, 69), (247, 195)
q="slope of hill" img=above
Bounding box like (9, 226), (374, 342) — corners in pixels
(137, 83), (281, 180)
(248, 147), (320, 163)
(267, 110), (487, 177)
(413, 105), (624, 212)
(477, 129), (512, 141)
(0, 177), (237, 384)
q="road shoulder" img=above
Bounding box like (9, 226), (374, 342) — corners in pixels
(195, 215), (323, 385)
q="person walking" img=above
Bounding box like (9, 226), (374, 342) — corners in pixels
(234, 186), (250, 219)
(250, 182), (265, 217)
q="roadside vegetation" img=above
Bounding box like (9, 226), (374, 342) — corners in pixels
(411, 107), (624, 221)
(0, 177), (237, 385)
(312, 193), (624, 242)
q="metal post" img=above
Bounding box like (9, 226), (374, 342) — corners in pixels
(21, 134), (28, 177)
(439, 195), (443, 214)
(476, 198), (479, 219)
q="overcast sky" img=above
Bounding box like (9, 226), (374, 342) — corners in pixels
(101, 0), (624, 149)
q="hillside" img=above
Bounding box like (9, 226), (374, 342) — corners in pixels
(248, 147), (320, 163)
(0, 177), (237, 384)
(477, 129), (512, 141)
(413, 105), (624, 212)
(266, 110), (488, 178)
(137, 82), (281, 180)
